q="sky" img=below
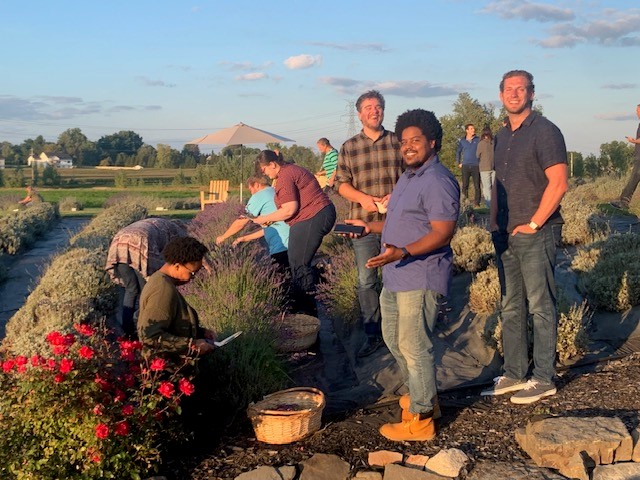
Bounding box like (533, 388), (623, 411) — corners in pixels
(1, 0), (639, 157)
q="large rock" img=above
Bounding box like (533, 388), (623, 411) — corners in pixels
(466, 461), (567, 479)
(515, 416), (633, 472)
(424, 448), (468, 477)
(368, 450), (403, 467)
(383, 463), (449, 480)
(632, 427), (640, 462)
(592, 462), (640, 479)
(235, 465), (296, 480)
(300, 453), (350, 480)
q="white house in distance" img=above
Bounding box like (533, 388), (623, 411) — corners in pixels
(27, 152), (74, 169)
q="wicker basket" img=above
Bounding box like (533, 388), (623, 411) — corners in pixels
(276, 314), (320, 352)
(247, 387), (325, 444)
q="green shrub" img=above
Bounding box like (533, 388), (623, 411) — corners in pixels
(180, 242), (288, 411)
(58, 196), (84, 212)
(0, 203), (59, 254)
(469, 264), (500, 314)
(560, 189), (609, 246)
(316, 241), (360, 326)
(572, 233), (640, 311)
(557, 301), (591, 362)
(451, 225), (495, 273)
(69, 203), (147, 250)
(0, 324), (194, 479)
(4, 247), (119, 357)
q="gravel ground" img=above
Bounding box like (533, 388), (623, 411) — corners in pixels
(164, 352), (640, 479)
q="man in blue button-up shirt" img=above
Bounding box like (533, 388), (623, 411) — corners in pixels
(346, 109), (459, 442)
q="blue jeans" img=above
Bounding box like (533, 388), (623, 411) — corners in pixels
(352, 233), (382, 336)
(480, 170), (494, 207)
(493, 225), (561, 384)
(287, 204), (336, 315)
(380, 287), (439, 414)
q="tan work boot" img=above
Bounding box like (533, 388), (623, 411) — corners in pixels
(399, 394), (441, 421)
(379, 413), (436, 442)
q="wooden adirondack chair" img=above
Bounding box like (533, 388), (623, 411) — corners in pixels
(200, 180), (229, 210)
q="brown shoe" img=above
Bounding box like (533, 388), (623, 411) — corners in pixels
(399, 394), (441, 421)
(379, 413), (436, 442)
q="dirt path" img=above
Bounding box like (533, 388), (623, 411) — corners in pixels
(0, 217), (88, 337)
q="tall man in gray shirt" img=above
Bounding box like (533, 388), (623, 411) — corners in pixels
(482, 70), (568, 404)
(335, 90), (403, 357)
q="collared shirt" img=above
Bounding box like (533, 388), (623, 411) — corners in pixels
(494, 111), (567, 233)
(321, 148), (339, 178)
(105, 217), (186, 285)
(635, 123), (640, 159)
(245, 186), (289, 255)
(381, 155), (460, 296)
(275, 163), (332, 226)
(335, 128), (403, 222)
(456, 136), (480, 166)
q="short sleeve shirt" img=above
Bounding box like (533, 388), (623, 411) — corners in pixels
(245, 186), (289, 255)
(335, 129), (403, 222)
(381, 156), (460, 296)
(322, 148), (339, 178)
(494, 112), (567, 233)
(274, 163), (332, 226)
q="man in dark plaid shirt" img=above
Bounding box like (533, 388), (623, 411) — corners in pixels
(335, 90), (403, 357)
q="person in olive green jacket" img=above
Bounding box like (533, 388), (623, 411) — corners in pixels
(138, 236), (215, 355)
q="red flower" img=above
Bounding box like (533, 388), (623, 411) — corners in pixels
(52, 344), (70, 356)
(59, 358), (74, 374)
(74, 323), (96, 336)
(120, 349), (136, 361)
(17, 364), (26, 374)
(94, 375), (111, 391)
(178, 378), (195, 396)
(46, 331), (64, 345)
(2, 359), (16, 372)
(43, 359), (56, 371)
(114, 420), (130, 436)
(88, 449), (101, 463)
(93, 404), (104, 416)
(114, 389), (126, 402)
(121, 404), (135, 416)
(15, 356), (27, 366)
(30, 354), (42, 366)
(79, 346), (94, 359)
(54, 373), (64, 383)
(150, 358), (166, 371)
(158, 381), (175, 398)
(122, 373), (136, 388)
(95, 423), (109, 439)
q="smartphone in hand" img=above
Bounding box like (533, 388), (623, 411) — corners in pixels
(333, 223), (365, 236)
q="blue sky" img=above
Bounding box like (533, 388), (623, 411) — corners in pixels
(1, 0), (639, 156)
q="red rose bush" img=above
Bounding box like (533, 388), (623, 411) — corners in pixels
(0, 323), (197, 479)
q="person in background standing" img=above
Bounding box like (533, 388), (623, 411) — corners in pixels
(611, 104), (640, 210)
(316, 138), (339, 192)
(456, 123), (481, 207)
(476, 127), (495, 208)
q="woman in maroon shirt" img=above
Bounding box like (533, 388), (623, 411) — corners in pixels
(254, 150), (336, 316)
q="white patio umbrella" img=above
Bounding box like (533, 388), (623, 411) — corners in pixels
(187, 123), (294, 201)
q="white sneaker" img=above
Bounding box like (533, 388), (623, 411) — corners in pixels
(481, 376), (529, 396)
(510, 380), (557, 404)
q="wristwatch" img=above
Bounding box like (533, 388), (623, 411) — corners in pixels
(528, 221), (540, 231)
(400, 247), (411, 260)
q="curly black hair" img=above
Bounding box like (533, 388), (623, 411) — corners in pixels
(394, 109), (443, 153)
(162, 236), (208, 264)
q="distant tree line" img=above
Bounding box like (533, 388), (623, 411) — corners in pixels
(0, 93), (636, 188)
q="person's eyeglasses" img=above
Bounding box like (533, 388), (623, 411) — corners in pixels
(182, 264), (197, 277)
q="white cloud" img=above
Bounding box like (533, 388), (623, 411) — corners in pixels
(220, 61), (273, 72)
(482, 0), (574, 22)
(284, 54), (322, 70)
(236, 72), (268, 81)
(319, 77), (459, 98)
(135, 76), (176, 88)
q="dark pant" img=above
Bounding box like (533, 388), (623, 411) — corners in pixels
(115, 263), (146, 336)
(287, 204), (336, 316)
(461, 165), (481, 205)
(620, 156), (640, 205)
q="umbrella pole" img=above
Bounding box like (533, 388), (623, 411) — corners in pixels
(240, 145), (244, 203)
